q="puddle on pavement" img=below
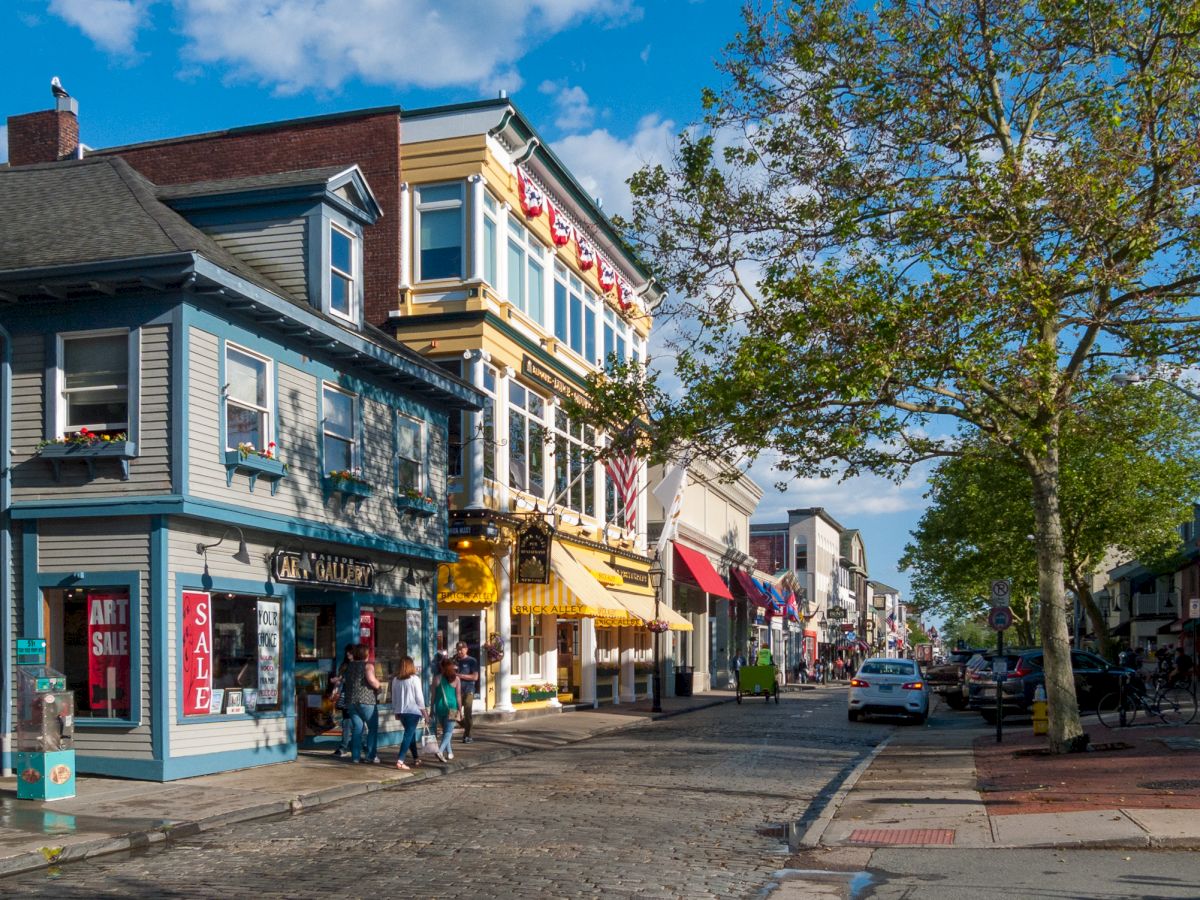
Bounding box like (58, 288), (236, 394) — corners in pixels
(762, 868), (876, 898)
(0, 796), (173, 837)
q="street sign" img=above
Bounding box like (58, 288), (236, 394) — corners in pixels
(987, 606), (1013, 632)
(1190, 597), (1200, 620)
(991, 657), (1008, 676)
(990, 579), (1012, 606)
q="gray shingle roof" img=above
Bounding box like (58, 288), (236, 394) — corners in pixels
(0, 156), (297, 300)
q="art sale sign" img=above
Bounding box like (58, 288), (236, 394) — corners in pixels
(183, 591), (212, 716)
(87, 592), (130, 716)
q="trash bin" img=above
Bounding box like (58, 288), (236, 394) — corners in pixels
(674, 666), (694, 697)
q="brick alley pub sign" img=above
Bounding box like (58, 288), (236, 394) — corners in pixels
(516, 518), (554, 584)
(272, 550), (375, 591)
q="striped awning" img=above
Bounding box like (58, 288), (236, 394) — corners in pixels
(437, 554), (498, 607)
(512, 543), (634, 622)
(610, 588), (693, 632)
(571, 548), (693, 632)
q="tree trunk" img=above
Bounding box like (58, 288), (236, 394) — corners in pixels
(1029, 456), (1087, 753)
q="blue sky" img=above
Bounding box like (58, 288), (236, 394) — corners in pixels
(1, 0), (932, 613)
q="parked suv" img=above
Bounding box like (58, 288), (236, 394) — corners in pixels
(926, 648), (987, 710)
(966, 648), (1138, 723)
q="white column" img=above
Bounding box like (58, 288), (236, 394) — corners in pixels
(543, 613), (560, 707)
(580, 617), (597, 706)
(495, 550), (514, 711)
(463, 349), (486, 509)
(619, 626), (636, 701)
(399, 182), (412, 291)
(469, 174), (485, 281)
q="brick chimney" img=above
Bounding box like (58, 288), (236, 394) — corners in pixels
(7, 95), (80, 166)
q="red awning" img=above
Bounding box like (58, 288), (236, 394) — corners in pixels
(729, 568), (770, 607)
(673, 542), (733, 599)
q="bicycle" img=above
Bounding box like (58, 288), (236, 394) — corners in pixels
(1097, 674), (1198, 727)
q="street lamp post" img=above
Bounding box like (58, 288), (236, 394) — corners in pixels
(1113, 370), (1200, 403)
(648, 555), (665, 714)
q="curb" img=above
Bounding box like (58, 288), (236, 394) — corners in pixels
(794, 734), (892, 850)
(0, 698), (731, 879)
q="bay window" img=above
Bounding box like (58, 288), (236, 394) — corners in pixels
(416, 182), (464, 281)
(507, 222), (546, 324)
(483, 193), (498, 287)
(59, 330), (129, 437)
(225, 344), (272, 452)
(553, 266), (593, 360)
(508, 382), (546, 497)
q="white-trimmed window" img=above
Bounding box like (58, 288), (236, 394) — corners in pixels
(509, 382), (546, 498)
(596, 629), (618, 666)
(552, 407), (596, 517)
(506, 222), (546, 324)
(322, 384), (357, 473)
(482, 364), (498, 482)
(415, 182), (465, 281)
(396, 413), (425, 494)
(553, 267), (589, 358)
(602, 309), (628, 372)
(512, 614), (543, 680)
(59, 330), (129, 436)
(483, 193), (499, 288)
(329, 224), (356, 321)
(225, 344), (272, 452)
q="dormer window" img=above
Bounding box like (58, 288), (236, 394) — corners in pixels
(329, 224), (356, 321)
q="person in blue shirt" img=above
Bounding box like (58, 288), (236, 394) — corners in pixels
(453, 642), (480, 744)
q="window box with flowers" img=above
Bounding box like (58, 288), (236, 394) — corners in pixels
(396, 487), (437, 517)
(37, 429), (137, 481)
(223, 442), (288, 495)
(325, 468), (372, 507)
(511, 683), (559, 704)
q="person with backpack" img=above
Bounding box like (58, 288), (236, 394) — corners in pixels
(429, 658), (462, 763)
(390, 655), (427, 771)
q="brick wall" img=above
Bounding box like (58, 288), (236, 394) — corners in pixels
(107, 112), (402, 326)
(7, 110), (79, 166)
(749, 532), (786, 574)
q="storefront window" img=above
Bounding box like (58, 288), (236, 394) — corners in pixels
(44, 586), (133, 720)
(360, 607), (412, 703)
(185, 593), (281, 715)
(512, 613), (543, 680)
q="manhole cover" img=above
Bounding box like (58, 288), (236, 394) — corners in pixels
(849, 828), (955, 846)
(1139, 779), (1200, 791)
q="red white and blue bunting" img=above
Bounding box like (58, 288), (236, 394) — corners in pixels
(516, 167), (545, 218)
(547, 200), (572, 247)
(597, 258), (616, 293)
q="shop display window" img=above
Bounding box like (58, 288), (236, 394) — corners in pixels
(44, 586), (133, 720)
(359, 607), (413, 703)
(185, 593), (282, 715)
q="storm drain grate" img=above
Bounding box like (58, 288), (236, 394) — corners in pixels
(848, 828), (955, 845)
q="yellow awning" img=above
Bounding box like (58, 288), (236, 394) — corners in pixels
(566, 545), (693, 631)
(437, 554), (498, 607)
(611, 588), (694, 632)
(512, 543), (634, 621)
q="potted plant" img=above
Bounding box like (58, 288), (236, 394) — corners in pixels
(325, 467), (372, 498)
(37, 428), (137, 481)
(482, 633), (505, 663)
(223, 441), (288, 494)
(396, 486), (437, 517)
(646, 618), (671, 634)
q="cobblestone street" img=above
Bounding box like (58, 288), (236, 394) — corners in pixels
(3, 690), (887, 898)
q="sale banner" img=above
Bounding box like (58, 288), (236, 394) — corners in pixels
(86, 592), (131, 716)
(182, 591), (212, 716)
(256, 600), (280, 706)
(358, 610), (375, 660)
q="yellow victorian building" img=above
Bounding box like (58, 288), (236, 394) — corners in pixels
(390, 98), (689, 712)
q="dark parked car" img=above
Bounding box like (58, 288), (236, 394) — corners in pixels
(926, 648), (987, 710)
(966, 649), (1138, 723)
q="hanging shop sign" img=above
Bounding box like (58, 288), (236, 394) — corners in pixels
(271, 550), (374, 591)
(182, 591), (212, 716)
(87, 592), (131, 717)
(516, 518), (555, 584)
(257, 600), (281, 707)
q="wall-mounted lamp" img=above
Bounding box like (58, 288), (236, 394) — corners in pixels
(436, 563), (458, 595)
(404, 567), (417, 587)
(196, 526), (251, 576)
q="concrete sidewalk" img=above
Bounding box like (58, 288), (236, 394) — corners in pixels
(0, 691), (734, 878)
(805, 705), (1200, 851)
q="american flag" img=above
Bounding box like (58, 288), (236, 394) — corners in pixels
(886, 611), (897, 633)
(605, 451), (639, 530)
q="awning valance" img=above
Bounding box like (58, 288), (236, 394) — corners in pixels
(609, 588), (693, 632)
(730, 568), (770, 607)
(673, 542), (733, 599)
(576, 549), (692, 631)
(437, 554), (498, 607)
(513, 543), (635, 622)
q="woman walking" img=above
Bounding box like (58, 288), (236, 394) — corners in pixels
(430, 658), (462, 763)
(390, 656), (427, 771)
(344, 644), (382, 764)
(330, 644), (356, 759)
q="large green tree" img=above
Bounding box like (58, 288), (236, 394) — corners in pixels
(586, 1), (1200, 752)
(901, 381), (1200, 658)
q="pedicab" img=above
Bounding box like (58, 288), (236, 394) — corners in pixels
(736, 648), (780, 704)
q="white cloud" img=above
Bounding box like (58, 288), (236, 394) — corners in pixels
(747, 451), (931, 522)
(551, 113), (677, 218)
(0, 126), (7, 165)
(173, 0), (636, 94)
(640, 44), (651, 63)
(538, 80), (596, 132)
(49, 0), (150, 54)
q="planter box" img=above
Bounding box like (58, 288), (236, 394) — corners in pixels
(324, 476), (372, 508)
(396, 495), (437, 517)
(223, 450), (288, 496)
(38, 440), (137, 481)
(512, 691), (557, 704)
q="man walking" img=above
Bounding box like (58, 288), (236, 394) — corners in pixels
(454, 641), (480, 744)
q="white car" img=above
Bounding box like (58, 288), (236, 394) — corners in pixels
(847, 657), (929, 724)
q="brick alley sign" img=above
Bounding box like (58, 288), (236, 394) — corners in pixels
(516, 518), (554, 584)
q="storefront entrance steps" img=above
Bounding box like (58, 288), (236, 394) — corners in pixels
(0, 691), (735, 878)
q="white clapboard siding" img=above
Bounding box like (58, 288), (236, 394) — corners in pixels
(187, 326), (448, 545)
(208, 220), (308, 301)
(37, 518), (154, 758)
(10, 325), (173, 499)
(166, 520), (293, 756)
